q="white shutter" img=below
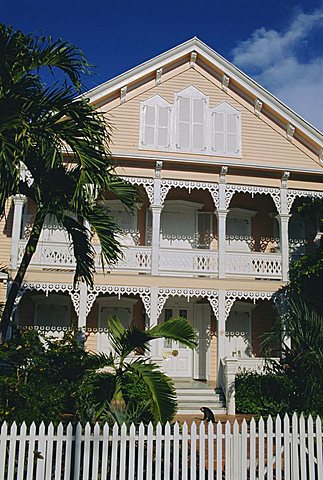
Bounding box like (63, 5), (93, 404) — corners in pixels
(192, 98), (205, 150)
(157, 106), (169, 148)
(143, 105), (156, 146)
(213, 112), (225, 152)
(178, 97), (191, 149)
(226, 113), (238, 154)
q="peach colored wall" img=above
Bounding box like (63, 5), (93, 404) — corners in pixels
(102, 67), (319, 172)
(0, 200), (13, 266)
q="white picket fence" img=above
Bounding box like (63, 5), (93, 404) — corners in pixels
(0, 413), (322, 479)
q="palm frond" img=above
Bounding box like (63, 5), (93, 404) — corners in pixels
(127, 360), (177, 424)
(148, 316), (198, 349)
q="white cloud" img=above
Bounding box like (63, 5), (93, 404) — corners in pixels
(231, 8), (323, 132)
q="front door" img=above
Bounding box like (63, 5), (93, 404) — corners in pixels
(193, 303), (211, 380)
(160, 306), (192, 378)
(98, 305), (132, 354)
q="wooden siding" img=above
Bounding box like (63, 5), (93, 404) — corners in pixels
(0, 199), (13, 267)
(103, 67), (320, 171)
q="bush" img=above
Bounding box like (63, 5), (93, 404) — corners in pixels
(235, 371), (294, 416)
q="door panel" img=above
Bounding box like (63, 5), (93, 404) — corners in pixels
(160, 307), (192, 378)
(193, 304), (211, 380)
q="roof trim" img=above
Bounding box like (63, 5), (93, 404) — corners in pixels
(83, 37), (323, 151)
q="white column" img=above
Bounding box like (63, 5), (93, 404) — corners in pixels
(10, 195), (26, 269)
(78, 282), (88, 330)
(224, 358), (238, 415)
(151, 167), (163, 276)
(217, 289), (226, 377)
(217, 210), (228, 278)
(149, 286), (162, 359)
(279, 183), (291, 282)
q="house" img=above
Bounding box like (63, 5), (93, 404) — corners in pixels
(1, 38), (323, 413)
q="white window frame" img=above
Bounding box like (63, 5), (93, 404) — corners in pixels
(174, 86), (208, 153)
(139, 95), (172, 150)
(211, 101), (241, 156)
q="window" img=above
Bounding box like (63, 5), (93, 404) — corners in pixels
(140, 95), (171, 149)
(212, 102), (241, 155)
(139, 87), (242, 157)
(176, 87), (206, 151)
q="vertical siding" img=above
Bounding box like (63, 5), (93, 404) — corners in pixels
(0, 199), (13, 266)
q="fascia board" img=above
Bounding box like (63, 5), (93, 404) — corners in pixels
(83, 37), (322, 148)
(112, 150), (323, 176)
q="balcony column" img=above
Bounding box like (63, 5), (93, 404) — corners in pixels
(151, 161), (163, 276)
(217, 289), (226, 387)
(217, 166), (229, 279)
(279, 172), (291, 282)
(78, 282), (88, 330)
(10, 195), (27, 269)
(149, 286), (162, 359)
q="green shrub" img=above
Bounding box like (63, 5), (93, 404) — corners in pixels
(235, 371), (294, 416)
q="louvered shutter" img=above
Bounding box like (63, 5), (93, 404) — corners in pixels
(178, 97), (191, 149)
(143, 105), (156, 146)
(226, 113), (238, 154)
(213, 112), (225, 152)
(192, 98), (205, 150)
(157, 106), (169, 148)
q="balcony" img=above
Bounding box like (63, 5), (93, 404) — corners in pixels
(17, 239), (284, 279)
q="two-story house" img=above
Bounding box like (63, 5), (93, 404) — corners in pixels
(1, 38), (322, 413)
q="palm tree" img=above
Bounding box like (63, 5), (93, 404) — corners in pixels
(0, 25), (136, 339)
(90, 315), (197, 425)
(262, 299), (323, 415)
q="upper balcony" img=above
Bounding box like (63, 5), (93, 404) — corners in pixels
(12, 176), (321, 281)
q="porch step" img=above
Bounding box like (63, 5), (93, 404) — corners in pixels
(175, 385), (226, 415)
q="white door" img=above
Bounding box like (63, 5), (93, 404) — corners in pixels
(225, 310), (252, 358)
(98, 305), (132, 354)
(160, 306), (192, 378)
(193, 303), (211, 380)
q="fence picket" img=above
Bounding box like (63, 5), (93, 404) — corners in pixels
(137, 423), (144, 480)
(258, 417), (265, 480)
(249, 417), (256, 480)
(307, 415), (315, 480)
(275, 415), (282, 480)
(181, 422), (188, 480)
(92, 423), (100, 480)
(45, 423), (54, 480)
(155, 423), (163, 480)
(63, 423), (73, 480)
(232, 420), (239, 480)
(164, 422), (171, 480)
(35, 422), (46, 480)
(0, 422), (7, 480)
(128, 424), (136, 480)
(119, 423), (127, 480)
(216, 421), (222, 480)
(55, 423), (64, 480)
(299, 414), (307, 480)
(173, 422), (180, 480)
(224, 421), (231, 480)
(292, 413), (300, 480)
(26, 422), (36, 480)
(146, 423), (154, 480)
(199, 421), (205, 480)
(284, 414), (291, 480)
(267, 416), (274, 480)
(207, 421), (214, 480)
(17, 422), (27, 480)
(241, 419), (247, 480)
(73, 423), (82, 480)
(7, 422), (17, 480)
(100, 423), (110, 480)
(110, 423), (119, 480)
(190, 422), (197, 480)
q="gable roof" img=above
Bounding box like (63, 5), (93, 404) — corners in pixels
(83, 37), (323, 161)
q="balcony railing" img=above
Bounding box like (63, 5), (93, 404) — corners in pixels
(17, 240), (284, 279)
(226, 251), (282, 278)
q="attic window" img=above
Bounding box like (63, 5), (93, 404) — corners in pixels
(139, 86), (242, 157)
(140, 95), (171, 149)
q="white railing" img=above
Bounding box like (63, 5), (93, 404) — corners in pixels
(1, 415), (322, 479)
(17, 240), (152, 273)
(236, 356), (280, 373)
(226, 251), (282, 278)
(159, 248), (218, 276)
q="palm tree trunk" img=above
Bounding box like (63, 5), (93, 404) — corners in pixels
(0, 210), (45, 342)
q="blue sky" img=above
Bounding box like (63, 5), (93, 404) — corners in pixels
(2, 0), (323, 131)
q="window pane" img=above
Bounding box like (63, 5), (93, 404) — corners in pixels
(226, 133), (237, 153)
(214, 132), (224, 152)
(158, 127), (168, 147)
(193, 98), (204, 123)
(226, 113), (237, 134)
(145, 105), (156, 126)
(179, 97), (190, 121)
(178, 123), (190, 149)
(193, 124), (204, 150)
(37, 305), (69, 327)
(144, 126), (155, 146)
(158, 107), (169, 127)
